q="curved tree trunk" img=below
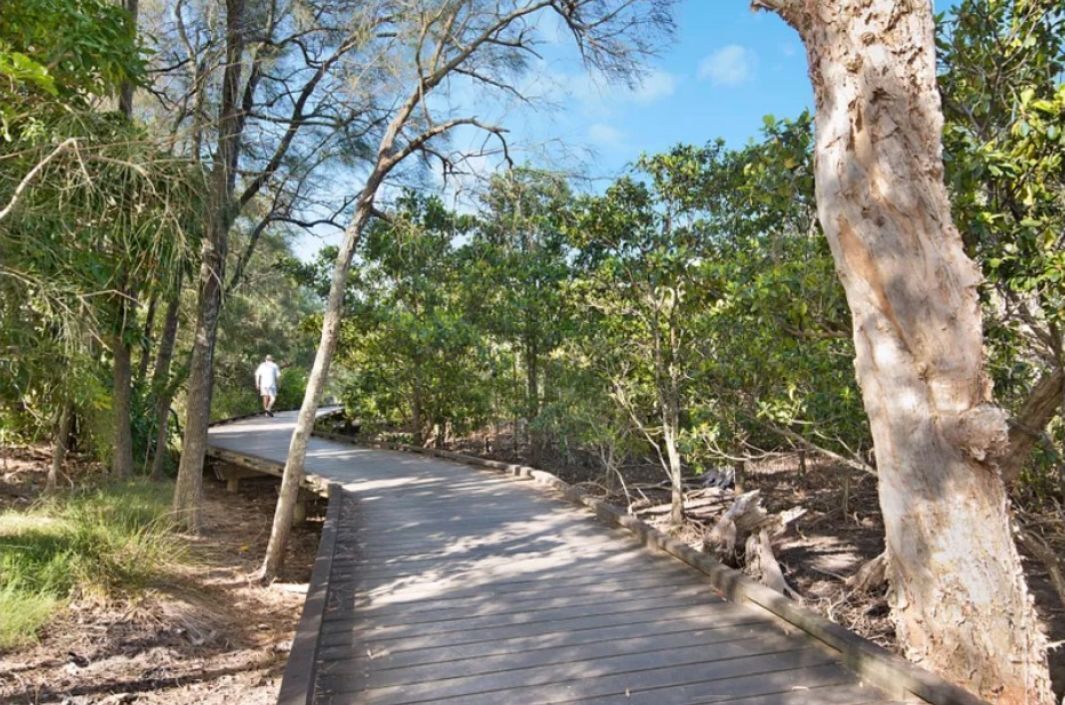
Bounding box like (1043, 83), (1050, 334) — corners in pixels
(172, 0), (245, 530)
(259, 198), (375, 582)
(755, 0), (1053, 701)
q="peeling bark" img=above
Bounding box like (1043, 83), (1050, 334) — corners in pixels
(754, 0), (1053, 700)
(847, 550), (888, 593)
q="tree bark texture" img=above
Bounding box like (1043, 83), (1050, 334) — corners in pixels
(411, 368), (424, 447)
(758, 0), (1053, 700)
(173, 0), (245, 530)
(48, 403), (73, 492)
(109, 0), (138, 481)
(149, 279), (182, 480)
(662, 403), (683, 526)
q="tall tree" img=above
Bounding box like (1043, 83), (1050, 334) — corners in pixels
(751, 0), (1053, 700)
(569, 164), (714, 526)
(258, 0), (675, 581)
(169, 0), (380, 529)
(171, 0), (247, 524)
(338, 194), (488, 447)
(109, 0), (141, 480)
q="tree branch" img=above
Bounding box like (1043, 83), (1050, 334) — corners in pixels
(0, 139), (78, 223)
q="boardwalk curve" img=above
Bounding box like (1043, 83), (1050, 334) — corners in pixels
(209, 412), (906, 705)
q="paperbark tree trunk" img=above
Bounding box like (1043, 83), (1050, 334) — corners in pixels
(661, 390), (683, 526)
(149, 278), (182, 481)
(172, 0), (245, 530)
(754, 1), (1053, 700)
(48, 403), (73, 492)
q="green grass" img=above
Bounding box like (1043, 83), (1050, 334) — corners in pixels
(0, 480), (182, 650)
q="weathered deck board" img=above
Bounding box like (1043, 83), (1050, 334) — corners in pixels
(208, 412), (901, 705)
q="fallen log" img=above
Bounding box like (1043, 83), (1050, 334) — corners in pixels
(705, 490), (805, 598)
(704, 490), (768, 557)
(745, 528), (800, 599)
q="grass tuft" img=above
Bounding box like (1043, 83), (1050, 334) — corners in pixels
(0, 479), (182, 650)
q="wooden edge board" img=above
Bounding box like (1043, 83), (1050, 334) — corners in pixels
(277, 482), (343, 705)
(308, 430), (988, 705)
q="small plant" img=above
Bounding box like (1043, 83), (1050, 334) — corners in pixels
(0, 479), (181, 650)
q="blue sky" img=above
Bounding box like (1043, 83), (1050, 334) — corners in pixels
(439, 0), (956, 185)
(510, 1), (815, 181)
(293, 0), (955, 259)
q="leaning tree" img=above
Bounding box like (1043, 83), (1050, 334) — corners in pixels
(750, 0), (1053, 701)
(258, 0), (675, 582)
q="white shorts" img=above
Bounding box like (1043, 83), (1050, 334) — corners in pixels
(261, 385), (277, 399)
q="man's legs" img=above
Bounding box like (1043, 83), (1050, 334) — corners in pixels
(265, 389), (277, 416)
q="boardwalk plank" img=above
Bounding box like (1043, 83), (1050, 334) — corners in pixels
(320, 626), (801, 686)
(318, 650), (843, 704)
(315, 612), (774, 666)
(207, 413), (897, 705)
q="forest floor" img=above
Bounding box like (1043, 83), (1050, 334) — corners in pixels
(0, 446), (323, 705)
(448, 430), (1065, 694)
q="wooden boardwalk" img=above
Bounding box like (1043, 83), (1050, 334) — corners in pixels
(208, 412), (901, 705)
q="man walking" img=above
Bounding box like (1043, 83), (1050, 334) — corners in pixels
(255, 355), (281, 417)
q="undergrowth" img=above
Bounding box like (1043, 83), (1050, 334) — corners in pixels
(0, 480), (182, 650)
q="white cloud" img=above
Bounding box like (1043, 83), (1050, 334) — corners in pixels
(628, 69), (678, 104)
(587, 123), (624, 146)
(698, 45), (756, 86)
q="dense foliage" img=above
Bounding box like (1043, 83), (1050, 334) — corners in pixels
(324, 1), (1064, 516)
(0, 0), (318, 473)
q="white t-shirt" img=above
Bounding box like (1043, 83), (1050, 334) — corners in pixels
(255, 361), (280, 391)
